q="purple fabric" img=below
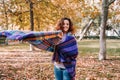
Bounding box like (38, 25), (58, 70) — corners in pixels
(52, 34), (78, 80)
(0, 30), (62, 52)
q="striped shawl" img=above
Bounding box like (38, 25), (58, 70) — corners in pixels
(52, 35), (78, 80)
(0, 30), (62, 52)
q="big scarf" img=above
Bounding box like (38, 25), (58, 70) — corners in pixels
(52, 34), (78, 80)
(0, 30), (62, 52)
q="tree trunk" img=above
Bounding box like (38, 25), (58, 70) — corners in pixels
(28, 0), (34, 51)
(29, 1), (34, 31)
(99, 0), (116, 60)
(99, 0), (109, 60)
(78, 19), (93, 41)
(113, 28), (120, 37)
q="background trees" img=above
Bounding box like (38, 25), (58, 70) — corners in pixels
(0, 0), (119, 32)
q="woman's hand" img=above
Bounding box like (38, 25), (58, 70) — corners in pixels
(58, 32), (63, 38)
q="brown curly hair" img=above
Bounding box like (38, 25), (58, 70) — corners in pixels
(55, 17), (75, 34)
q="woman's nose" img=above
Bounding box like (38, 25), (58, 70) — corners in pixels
(64, 25), (67, 27)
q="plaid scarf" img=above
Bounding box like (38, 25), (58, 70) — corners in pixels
(0, 30), (62, 51)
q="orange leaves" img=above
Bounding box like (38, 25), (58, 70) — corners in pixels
(76, 56), (120, 79)
(0, 50), (120, 79)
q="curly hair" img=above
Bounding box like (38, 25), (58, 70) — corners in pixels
(55, 17), (75, 34)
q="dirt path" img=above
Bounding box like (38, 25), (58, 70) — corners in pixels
(0, 51), (52, 65)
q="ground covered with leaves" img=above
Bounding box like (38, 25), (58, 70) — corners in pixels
(0, 51), (120, 80)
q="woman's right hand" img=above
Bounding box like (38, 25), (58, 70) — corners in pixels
(58, 32), (63, 38)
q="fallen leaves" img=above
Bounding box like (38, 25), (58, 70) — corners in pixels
(0, 51), (120, 80)
(76, 56), (120, 80)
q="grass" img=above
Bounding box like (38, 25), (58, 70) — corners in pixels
(78, 39), (120, 56)
(0, 39), (120, 56)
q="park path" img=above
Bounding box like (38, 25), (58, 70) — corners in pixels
(0, 51), (53, 66)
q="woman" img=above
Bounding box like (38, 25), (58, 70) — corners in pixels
(52, 17), (78, 80)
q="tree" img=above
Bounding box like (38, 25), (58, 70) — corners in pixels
(99, 0), (116, 60)
(0, 0), (101, 31)
(27, 0), (34, 31)
(26, 0), (35, 51)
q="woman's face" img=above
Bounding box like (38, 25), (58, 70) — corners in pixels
(62, 20), (70, 33)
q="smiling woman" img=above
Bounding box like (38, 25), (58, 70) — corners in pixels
(53, 17), (78, 80)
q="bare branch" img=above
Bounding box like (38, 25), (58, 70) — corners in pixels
(78, 19), (93, 41)
(7, 9), (29, 16)
(108, 0), (116, 6)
